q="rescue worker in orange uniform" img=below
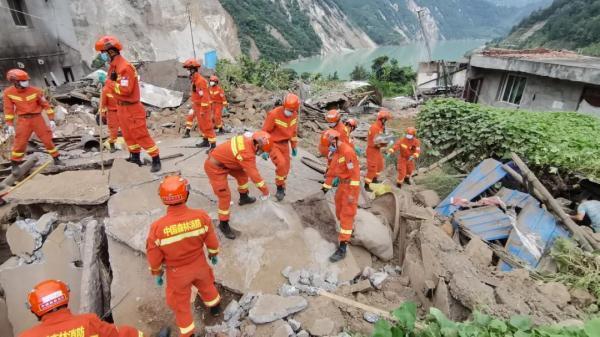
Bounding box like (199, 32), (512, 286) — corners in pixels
(99, 78), (121, 153)
(3, 69), (63, 174)
(388, 127), (421, 188)
(344, 118), (358, 142)
(318, 109), (350, 156)
(365, 109), (392, 191)
(321, 130), (361, 263)
(204, 131), (271, 239)
(19, 279), (145, 337)
(208, 75), (227, 134)
(147, 176), (221, 337)
(94, 35), (162, 172)
(262, 93), (300, 201)
(182, 59), (217, 152)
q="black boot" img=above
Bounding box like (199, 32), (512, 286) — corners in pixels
(396, 182), (403, 188)
(109, 142), (117, 153)
(125, 152), (134, 162)
(196, 138), (210, 148)
(329, 242), (348, 263)
(364, 182), (372, 192)
(182, 128), (191, 138)
(372, 177), (379, 184)
(206, 142), (216, 154)
(219, 220), (236, 240)
(10, 161), (21, 176)
(404, 177), (412, 185)
(209, 303), (221, 317)
(238, 192), (256, 206)
(275, 185), (285, 201)
(150, 155), (161, 173)
(129, 152), (143, 166)
(217, 127), (225, 134)
(53, 156), (65, 166)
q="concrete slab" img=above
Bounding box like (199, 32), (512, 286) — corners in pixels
(0, 296), (13, 337)
(109, 158), (156, 192)
(6, 224), (38, 257)
(42, 223), (82, 263)
(6, 170), (110, 205)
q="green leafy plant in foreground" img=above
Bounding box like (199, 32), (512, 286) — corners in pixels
(373, 302), (600, 337)
(416, 99), (600, 179)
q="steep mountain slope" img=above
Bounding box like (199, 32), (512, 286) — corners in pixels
(498, 0), (600, 56)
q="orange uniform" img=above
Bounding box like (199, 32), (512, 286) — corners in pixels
(365, 120), (385, 184)
(389, 136), (421, 184)
(262, 106), (298, 187)
(18, 308), (142, 337)
(100, 81), (120, 144)
(146, 204), (220, 337)
(204, 135), (269, 221)
(209, 85), (227, 129)
(319, 122), (350, 157)
(190, 73), (216, 144)
(323, 142), (360, 242)
(108, 55), (159, 157)
(3, 85), (59, 161)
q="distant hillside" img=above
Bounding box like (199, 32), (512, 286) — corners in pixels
(497, 0), (600, 56)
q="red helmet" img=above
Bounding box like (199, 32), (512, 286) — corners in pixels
(6, 69), (29, 82)
(325, 109), (341, 124)
(158, 176), (190, 205)
(27, 280), (70, 317)
(283, 93), (300, 111)
(377, 109), (392, 122)
(252, 131), (273, 153)
(320, 129), (340, 148)
(345, 118), (357, 130)
(183, 59), (201, 69)
(406, 127), (417, 136)
(209, 75), (219, 83)
(94, 35), (123, 52)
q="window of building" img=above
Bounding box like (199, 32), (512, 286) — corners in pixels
(7, 0), (28, 26)
(499, 74), (527, 105)
(63, 67), (75, 83)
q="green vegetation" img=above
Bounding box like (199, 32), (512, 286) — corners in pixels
(350, 65), (369, 81)
(416, 99), (600, 179)
(368, 56), (416, 97)
(499, 0), (600, 54)
(544, 238), (600, 300)
(216, 56), (298, 91)
(219, 0), (322, 62)
(373, 301), (600, 337)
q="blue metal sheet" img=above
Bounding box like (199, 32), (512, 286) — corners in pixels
(499, 203), (570, 271)
(453, 206), (512, 241)
(204, 50), (218, 69)
(495, 187), (539, 209)
(436, 159), (507, 217)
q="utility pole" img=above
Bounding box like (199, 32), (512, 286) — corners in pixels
(187, 3), (197, 59)
(416, 8), (432, 62)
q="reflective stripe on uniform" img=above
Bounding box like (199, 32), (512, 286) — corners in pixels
(238, 183), (249, 190)
(106, 93), (114, 98)
(204, 294), (221, 307)
(25, 93), (38, 101)
(218, 209), (230, 215)
(5, 115), (14, 120)
(322, 184), (332, 189)
(11, 151), (24, 157)
(155, 227), (208, 247)
(255, 181), (265, 188)
(338, 157), (346, 163)
(114, 83), (121, 94)
(401, 144), (408, 148)
(47, 148), (58, 154)
(275, 175), (286, 181)
(138, 331), (144, 337)
(340, 228), (353, 235)
(364, 178), (372, 183)
(180, 322), (195, 334)
(231, 136), (245, 161)
(148, 266), (162, 272)
(290, 118), (297, 126)
(129, 144), (141, 150)
(208, 248), (219, 254)
(147, 145), (158, 153)
(46, 108), (55, 115)
(350, 181), (360, 186)
(208, 138), (216, 142)
(7, 94), (22, 101)
(274, 119), (288, 127)
(201, 103), (210, 107)
(291, 137), (299, 142)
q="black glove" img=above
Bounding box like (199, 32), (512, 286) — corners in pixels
(192, 84), (196, 92)
(110, 71), (117, 81)
(322, 187), (330, 194)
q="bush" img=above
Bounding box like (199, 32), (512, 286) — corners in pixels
(216, 56), (296, 91)
(350, 65), (370, 81)
(367, 57), (416, 97)
(416, 99), (600, 179)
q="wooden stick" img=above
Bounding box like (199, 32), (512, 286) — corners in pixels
(510, 153), (596, 251)
(318, 289), (395, 321)
(414, 148), (464, 176)
(97, 84), (105, 175)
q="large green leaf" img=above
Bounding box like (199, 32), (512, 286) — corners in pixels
(509, 315), (533, 331)
(584, 318), (600, 337)
(393, 302), (417, 331)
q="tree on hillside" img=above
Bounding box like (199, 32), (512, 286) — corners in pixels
(350, 65), (369, 80)
(371, 56), (389, 80)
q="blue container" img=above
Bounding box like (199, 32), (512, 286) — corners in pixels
(204, 50), (218, 70)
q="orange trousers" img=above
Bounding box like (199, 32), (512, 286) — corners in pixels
(165, 260), (221, 337)
(365, 147), (384, 184)
(204, 160), (250, 221)
(11, 115), (59, 161)
(212, 103), (224, 129)
(193, 105), (216, 143)
(270, 141), (291, 187)
(335, 184), (359, 242)
(106, 109), (120, 143)
(396, 156), (415, 184)
(117, 102), (159, 157)
(184, 110), (195, 130)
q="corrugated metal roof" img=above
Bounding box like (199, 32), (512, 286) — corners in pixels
(453, 206), (513, 241)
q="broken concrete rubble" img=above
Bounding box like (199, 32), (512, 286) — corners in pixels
(294, 296), (343, 336)
(248, 294), (307, 324)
